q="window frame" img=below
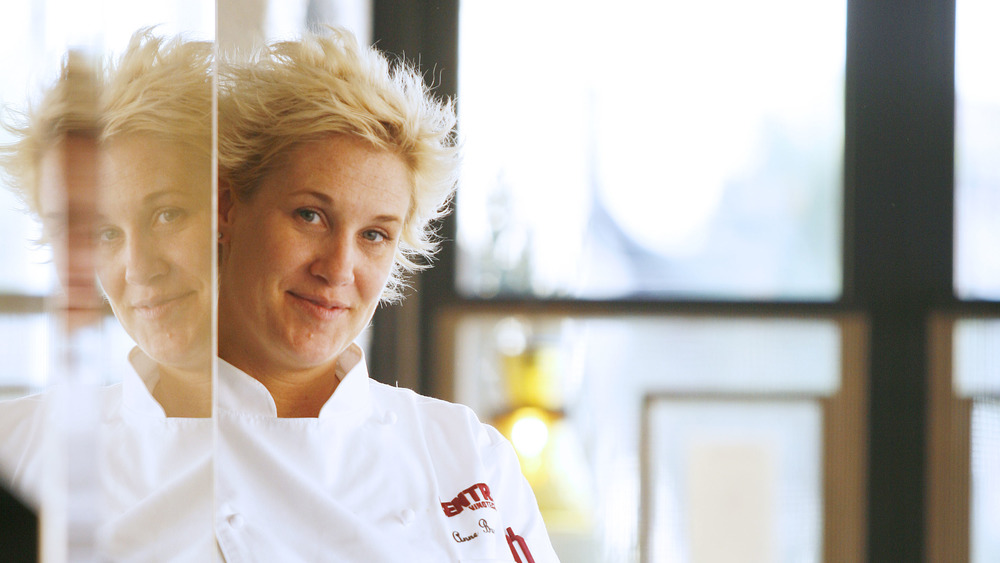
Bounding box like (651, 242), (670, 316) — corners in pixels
(370, 1), (1000, 561)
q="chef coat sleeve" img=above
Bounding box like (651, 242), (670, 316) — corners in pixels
(479, 421), (561, 563)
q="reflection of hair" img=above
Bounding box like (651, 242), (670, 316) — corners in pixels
(0, 28), (212, 217)
(103, 29), (213, 155)
(219, 26), (460, 302)
(0, 52), (100, 217)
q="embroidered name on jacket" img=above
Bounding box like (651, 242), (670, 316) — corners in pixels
(440, 483), (496, 517)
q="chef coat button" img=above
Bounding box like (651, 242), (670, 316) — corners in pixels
(227, 512), (245, 529)
(400, 508), (415, 525)
(382, 410), (398, 425)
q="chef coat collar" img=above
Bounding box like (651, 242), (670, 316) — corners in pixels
(123, 346), (168, 419)
(216, 342), (372, 420)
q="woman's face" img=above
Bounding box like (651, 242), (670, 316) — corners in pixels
(37, 136), (102, 311)
(217, 135), (410, 376)
(92, 135), (213, 372)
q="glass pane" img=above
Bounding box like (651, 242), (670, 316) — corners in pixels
(456, 0), (845, 300)
(952, 318), (1000, 397)
(971, 400), (1000, 563)
(955, 0), (1000, 300)
(0, 313), (50, 397)
(0, 312), (135, 397)
(0, 3), (215, 560)
(645, 399), (823, 562)
(947, 318), (1000, 561)
(0, 2), (216, 394)
(0, 191), (54, 295)
(452, 315), (840, 562)
(954, 317), (1000, 562)
(0, 4), (57, 297)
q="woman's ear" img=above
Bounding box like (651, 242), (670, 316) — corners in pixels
(218, 178), (235, 243)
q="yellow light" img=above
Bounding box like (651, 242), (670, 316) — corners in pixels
(510, 412), (549, 458)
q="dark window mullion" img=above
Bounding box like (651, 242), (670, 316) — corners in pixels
(845, 0), (956, 561)
(372, 0), (459, 395)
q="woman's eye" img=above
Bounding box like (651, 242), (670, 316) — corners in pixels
(155, 208), (184, 225)
(362, 230), (387, 243)
(97, 227), (121, 243)
(296, 209), (322, 224)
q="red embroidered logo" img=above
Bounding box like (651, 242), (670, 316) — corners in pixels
(440, 483), (496, 517)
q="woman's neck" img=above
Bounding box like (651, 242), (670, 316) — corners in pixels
(217, 336), (348, 418)
(258, 368), (341, 418)
(153, 362), (213, 418)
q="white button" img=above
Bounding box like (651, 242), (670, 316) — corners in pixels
(227, 513), (245, 529)
(382, 410), (398, 425)
(400, 508), (415, 525)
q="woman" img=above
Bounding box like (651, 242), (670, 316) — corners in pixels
(93, 33), (214, 418)
(215, 27), (558, 561)
(0, 31), (214, 560)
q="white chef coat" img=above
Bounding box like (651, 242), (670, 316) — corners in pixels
(216, 343), (559, 563)
(0, 347), (216, 562)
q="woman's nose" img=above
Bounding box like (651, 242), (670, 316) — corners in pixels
(308, 235), (355, 285)
(124, 234), (169, 285)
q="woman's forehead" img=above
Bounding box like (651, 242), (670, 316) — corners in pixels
(264, 136), (411, 198)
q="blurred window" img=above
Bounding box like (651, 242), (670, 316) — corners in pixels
(456, 0), (846, 300)
(953, 319), (1000, 562)
(954, 0), (1000, 301)
(450, 314), (860, 562)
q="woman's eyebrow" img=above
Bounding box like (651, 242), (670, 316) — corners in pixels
(372, 214), (403, 225)
(142, 189), (191, 205)
(287, 189), (331, 204)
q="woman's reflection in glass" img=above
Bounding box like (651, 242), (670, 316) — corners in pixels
(0, 29), (215, 559)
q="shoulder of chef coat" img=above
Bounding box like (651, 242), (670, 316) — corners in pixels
(0, 351), (137, 507)
(0, 346), (159, 482)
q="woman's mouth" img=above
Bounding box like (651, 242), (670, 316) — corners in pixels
(131, 291), (195, 319)
(287, 291), (348, 320)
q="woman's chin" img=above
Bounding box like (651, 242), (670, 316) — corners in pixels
(276, 339), (351, 373)
(141, 338), (212, 374)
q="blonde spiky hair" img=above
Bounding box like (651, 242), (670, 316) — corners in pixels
(101, 29), (213, 154)
(0, 51), (100, 217)
(218, 26), (460, 302)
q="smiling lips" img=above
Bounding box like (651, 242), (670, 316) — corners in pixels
(288, 291), (349, 319)
(131, 291), (195, 318)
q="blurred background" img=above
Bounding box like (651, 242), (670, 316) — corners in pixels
(1, 0), (997, 561)
(366, 1), (999, 561)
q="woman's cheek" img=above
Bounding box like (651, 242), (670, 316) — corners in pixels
(94, 250), (123, 296)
